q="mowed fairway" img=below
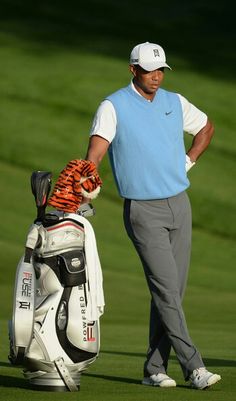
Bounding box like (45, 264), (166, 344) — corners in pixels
(0, 2), (236, 400)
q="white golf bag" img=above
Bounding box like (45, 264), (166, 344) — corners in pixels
(8, 172), (104, 391)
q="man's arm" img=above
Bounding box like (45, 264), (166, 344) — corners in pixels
(187, 119), (214, 162)
(85, 135), (110, 167)
(80, 135), (109, 205)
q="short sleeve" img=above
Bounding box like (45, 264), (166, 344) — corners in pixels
(177, 94), (208, 136)
(90, 100), (117, 143)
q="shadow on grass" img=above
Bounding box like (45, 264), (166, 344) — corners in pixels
(0, 360), (29, 389)
(100, 350), (236, 367)
(0, 358), (225, 390)
(83, 372), (141, 385)
(0, 374), (30, 389)
(84, 353), (225, 389)
(0, 361), (12, 367)
(82, 372), (189, 390)
(0, 0), (235, 82)
(0, 369), (183, 390)
(82, 373), (198, 390)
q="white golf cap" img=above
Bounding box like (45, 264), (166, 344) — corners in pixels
(130, 42), (171, 71)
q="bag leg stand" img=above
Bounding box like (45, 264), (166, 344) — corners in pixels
(8, 256), (35, 365)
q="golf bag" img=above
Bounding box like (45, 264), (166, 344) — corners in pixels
(8, 171), (104, 391)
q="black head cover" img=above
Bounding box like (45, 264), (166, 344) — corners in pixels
(31, 171), (52, 222)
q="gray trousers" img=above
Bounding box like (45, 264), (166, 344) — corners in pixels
(123, 191), (204, 380)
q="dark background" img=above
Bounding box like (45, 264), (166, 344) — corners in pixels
(1, 0), (235, 81)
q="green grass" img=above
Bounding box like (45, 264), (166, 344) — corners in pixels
(0, 1), (236, 400)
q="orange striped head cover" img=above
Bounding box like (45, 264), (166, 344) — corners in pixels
(48, 159), (102, 213)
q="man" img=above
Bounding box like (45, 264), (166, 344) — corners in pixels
(85, 42), (221, 389)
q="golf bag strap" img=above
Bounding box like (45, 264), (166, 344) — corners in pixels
(12, 258), (35, 358)
(54, 357), (78, 392)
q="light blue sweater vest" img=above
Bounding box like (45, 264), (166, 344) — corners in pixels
(107, 84), (189, 199)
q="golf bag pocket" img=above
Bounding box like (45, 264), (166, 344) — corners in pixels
(36, 219), (85, 257)
(57, 250), (86, 287)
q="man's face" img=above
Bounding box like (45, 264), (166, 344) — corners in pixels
(130, 65), (165, 100)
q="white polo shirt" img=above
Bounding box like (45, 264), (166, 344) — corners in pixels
(90, 82), (207, 142)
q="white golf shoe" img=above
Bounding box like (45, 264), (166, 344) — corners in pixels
(190, 367), (221, 389)
(142, 373), (176, 387)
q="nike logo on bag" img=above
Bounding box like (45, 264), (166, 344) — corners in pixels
(165, 111), (173, 115)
